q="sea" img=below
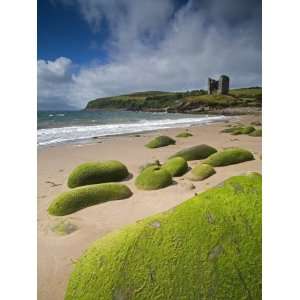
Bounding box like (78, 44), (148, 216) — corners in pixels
(37, 110), (228, 147)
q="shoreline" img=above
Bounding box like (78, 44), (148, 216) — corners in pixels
(38, 113), (261, 300)
(38, 114), (237, 148)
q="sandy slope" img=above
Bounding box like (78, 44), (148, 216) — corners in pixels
(37, 115), (261, 300)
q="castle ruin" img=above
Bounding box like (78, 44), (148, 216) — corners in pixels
(208, 75), (230, 95)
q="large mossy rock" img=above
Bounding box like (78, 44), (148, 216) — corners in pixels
(145, 136), (176, 149)
(161, 157), (188, 177)
(48, 183), (132, 216)
(135, 166), (172, 190)
(67, 160), (129, 188)
(65, 173), (262, 300)
(189, 163), (216, 181)
(169, 144), (217, 161)
(204, 148), (254, 167)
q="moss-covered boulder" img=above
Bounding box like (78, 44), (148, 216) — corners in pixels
(169, 144), (217, 161)
(48, 183), (132, 216)
(145, 136), (176, 148)
(161, 157), (188, 177)
(65, 173), (262, 300)
(67, 160), (129, 188)
(135, 166), (172, 190)
(188, 163), (216, 181)
(204, 148), (254, 167)
(249, 128), (262, 137)
(176, 131), (193, 138)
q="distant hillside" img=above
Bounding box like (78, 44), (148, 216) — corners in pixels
(85, 87), (262, 115)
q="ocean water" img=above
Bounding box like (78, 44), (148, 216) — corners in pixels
(38, 110), (227, 146)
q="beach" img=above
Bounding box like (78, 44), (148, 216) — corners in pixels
(37, 114), (261, 300)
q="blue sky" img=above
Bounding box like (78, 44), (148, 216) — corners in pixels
(38, 0), (261, 110)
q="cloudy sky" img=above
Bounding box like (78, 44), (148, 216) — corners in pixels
(38, 0), (261, 110)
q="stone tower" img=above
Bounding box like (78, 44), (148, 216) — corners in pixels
(218, 75), (229, 94)
(208, 75), (230, 95)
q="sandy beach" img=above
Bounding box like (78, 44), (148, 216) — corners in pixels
(37, 114), (261, 300)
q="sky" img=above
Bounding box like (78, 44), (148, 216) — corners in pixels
(38, 0), (262, 110)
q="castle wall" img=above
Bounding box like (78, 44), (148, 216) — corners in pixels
(208, 75), (230, 95)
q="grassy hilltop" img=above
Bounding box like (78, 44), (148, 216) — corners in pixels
(85, 87), (262, 115)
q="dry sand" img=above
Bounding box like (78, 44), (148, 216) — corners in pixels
(37, 114), (261, 300)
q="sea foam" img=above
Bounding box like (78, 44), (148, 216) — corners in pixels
(38, 115), (227, 146)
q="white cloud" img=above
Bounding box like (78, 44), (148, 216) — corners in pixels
(38, 0), (261, 110)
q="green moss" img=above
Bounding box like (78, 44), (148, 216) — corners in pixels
(48, 183), (132, 216)
(249, 128), (262, 137)
(145, 136), (176, 148)
(67, 160), (129, 188)
(176, 131), (193, 138)
(189, 163), (216, 181)
(220, 126), (243, 133)
(231, 126), (256, 135)
(204, 148), (254, 167)
(65, 173), (262, 300)
(139, 160), (161, 172)
(169, 144), (217, 161)
(51, 219), (78, 235)
(161, 157), (188, 177)
(135, 166), (172, 190)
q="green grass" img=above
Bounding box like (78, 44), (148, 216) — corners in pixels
(176, 131), (193, 138)
(48, 183), (133, 216)
(249, 128), (262, 137)
(145, 136), (176, 148)
(169, 144), (217, 161)
(161, 157), (188, 177)
(67, 160), (129, 188)
(204, 148), (254, 167)
(229, 87), (262, 98)
(85, 87), (262, 112)
(65, 173), (262, 300)
(189, 163), (216, 181)
(51, 219), (78, 235)
(135, 166), (173, 190)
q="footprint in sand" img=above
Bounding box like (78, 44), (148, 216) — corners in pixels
(45, 180), (62, 187)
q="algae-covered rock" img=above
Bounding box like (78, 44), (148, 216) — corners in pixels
(204, 148), (254, 167)
(65, 173), (262, 300)
(67, 160), (129, 188)
(249, 128), (262, 137)
(220, 126), (243, 133)
(145, 136), (176, 148)
(161, 157), (188, 177)
(135, 166), (172, 190)
(139, 160), (161, 172)
(169, 144), (217, 161)
(176, 131), (193, 138)
(231, 126), (255, 135)
(48, 183), (132, 216)
(51, 219), (78, 235)
(188, 163), (216, 181)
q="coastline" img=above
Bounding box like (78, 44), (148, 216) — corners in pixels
(38, 114), (261, 300)
(38, 115), (235, 149)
